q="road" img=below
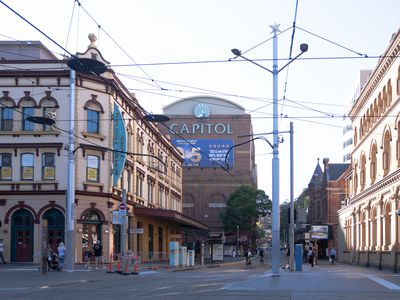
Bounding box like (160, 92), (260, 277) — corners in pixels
(0, 260), (399, 299)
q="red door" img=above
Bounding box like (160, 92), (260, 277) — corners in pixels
(16, 229), (33, 262)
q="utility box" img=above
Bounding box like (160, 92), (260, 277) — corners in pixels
(179, 246), (187, 267)
(295, 244), (303, 271)
(169, 241), (179, 267)
(187, 250), (195, 266)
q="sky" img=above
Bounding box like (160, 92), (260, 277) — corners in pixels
(1, 0), (400, 203)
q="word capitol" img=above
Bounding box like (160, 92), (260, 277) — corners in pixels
(169, 123), (234, 135)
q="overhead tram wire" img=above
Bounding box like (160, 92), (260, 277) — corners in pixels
(74, 0), (164, 90)
(280, 0), (299, 131)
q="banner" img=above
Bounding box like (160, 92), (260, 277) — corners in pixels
(172, 138), (234, 168)
(113, 103), (127, 186)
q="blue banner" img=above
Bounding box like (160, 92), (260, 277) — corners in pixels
(113, 103), (127, 186)
(172, 139), (234, 168)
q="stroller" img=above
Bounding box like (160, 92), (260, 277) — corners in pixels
(47, 252), (61, 271)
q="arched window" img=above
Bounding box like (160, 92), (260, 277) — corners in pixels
(360, 154), (366, 191)
(40, 95), (58, 131)
(369, 143), (377, 184)
(353, 162), (358, 194)
(84, 97), (104, 134)
(382, 130), (391, 176)
(387, 79), (392, 106)
(354, 127), (358, 146)
(397, 118), (400, 167)
(397, 65), (400, 95)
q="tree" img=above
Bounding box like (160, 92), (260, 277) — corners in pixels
(221, 185), (271, 248)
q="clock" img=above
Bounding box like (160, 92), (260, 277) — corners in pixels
(193, 103), (211, 118)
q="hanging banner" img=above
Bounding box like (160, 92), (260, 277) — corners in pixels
(113, 103), (127, 186)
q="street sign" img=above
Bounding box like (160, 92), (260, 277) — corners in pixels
(129, 228), (144, 234)
(119, 203), (126, 210)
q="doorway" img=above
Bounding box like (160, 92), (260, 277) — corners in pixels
(11, 209), (34, 262)
(43, 209), (65, 253)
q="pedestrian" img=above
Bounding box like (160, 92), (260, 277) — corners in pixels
(0, 238), (6, 264)
(285, 246), (290, 269)
(84, 245), (91, 269)
(259, 247), (264, 264)
(308, 246), (315, 268)
(232, 249), (236, 258)
(330, 248), (337, 265)
(93, 240), (104, 269)
(57, 242), (66, 269)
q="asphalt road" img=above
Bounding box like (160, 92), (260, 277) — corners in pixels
(0, 260), (399, 300)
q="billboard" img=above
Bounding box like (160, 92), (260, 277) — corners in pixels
(311, 225), (329, 239)
(172, 139), (234, 168)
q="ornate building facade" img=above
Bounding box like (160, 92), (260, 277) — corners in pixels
(0, 37), (205, 264)
(338, 27), (400, 271)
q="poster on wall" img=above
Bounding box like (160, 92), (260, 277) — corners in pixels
(311, 225), (329, 239)
(172, 139), (234, 168)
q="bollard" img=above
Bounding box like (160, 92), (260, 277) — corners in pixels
(120, 256), (130, 275)
(131, 255), (139, 275)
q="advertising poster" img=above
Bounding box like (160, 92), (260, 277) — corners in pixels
(172, 139), (234, 168)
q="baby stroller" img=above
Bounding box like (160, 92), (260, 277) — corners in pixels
(48, 253), (61, 271)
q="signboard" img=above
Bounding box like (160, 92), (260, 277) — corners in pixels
(112, 210), (126, 225)
(129, 228), (144, 234)
(212, 244), (224, 261)
(112, 103), (127, 186)
(311, 225), (329, 239)
(172, 138), (234, 168)
(119, 203), (126, 210)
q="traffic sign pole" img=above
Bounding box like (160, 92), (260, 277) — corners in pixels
(120, 189), (128, 274)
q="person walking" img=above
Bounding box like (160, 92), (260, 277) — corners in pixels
(84, 245), (92, 269)
(0, 239), (6, 264)
(308, 246), (315, 268)
(330, 248), (337, 265)
(93, 241), (104, 269)
(57, 242), (66, 270)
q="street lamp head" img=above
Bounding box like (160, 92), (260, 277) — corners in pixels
(300, 43), (308, 53)
(231, 48), (242, 56)
(26, 116), (55, 126)
(143, 114), (170, 123)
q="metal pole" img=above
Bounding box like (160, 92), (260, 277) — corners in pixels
(236, 225), (239, 257)
(271, 25), (280, 276)
(65, 69), (75, 272)
(120, 189), (127, 273)
(289, 122), (295, 271)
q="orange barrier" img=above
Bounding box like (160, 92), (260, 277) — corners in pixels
(106, 253), (114, 273)
(121, 256), (130, 275)
(131, 255), (139, 275)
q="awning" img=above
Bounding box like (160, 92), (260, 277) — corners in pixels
(134, 207), (208, 231)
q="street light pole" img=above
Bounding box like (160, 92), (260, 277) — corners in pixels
(289, 122), (295, 271)
(231, 23), (308, 277)
(65, 69), (76, 272)
(270, 24), (280, 276)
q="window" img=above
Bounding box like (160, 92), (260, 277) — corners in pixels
(136, 172), (144, 197)
(86, 155), (99, 182)
(42, 153), (55, 180)
(360, 154), (366, 191)
(87, 109), (99, 133)
(43, 107), (56, 131)
(148, 179), (155, 203)
(370, 143), (377, 184)
(22, 107), (35, 131)
(127, 170), (132, 193)
(1, 107), (13, 131)
(21, 153), (34, 180)
(0, 153), (12, 180)
(382, 131), (391, 176)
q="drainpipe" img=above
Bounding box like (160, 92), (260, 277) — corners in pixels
(393, 188), (399, 273)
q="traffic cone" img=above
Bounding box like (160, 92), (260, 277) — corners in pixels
(115, 255), (121, 273)
(106, 253), (114, 273)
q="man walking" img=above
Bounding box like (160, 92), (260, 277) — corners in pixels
(330, 248), (337, 265)
(0, 239), (6, 264)
(93, 241), (104, 269)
